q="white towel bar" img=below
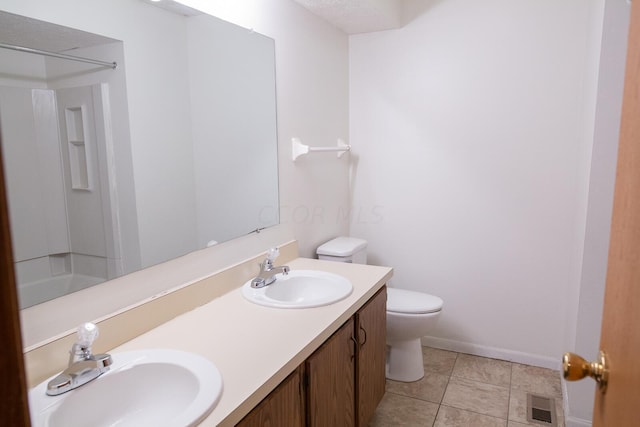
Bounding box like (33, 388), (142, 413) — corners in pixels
(291, 138), (351, 161)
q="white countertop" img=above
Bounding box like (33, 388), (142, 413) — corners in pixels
(109, 258), (393, 426)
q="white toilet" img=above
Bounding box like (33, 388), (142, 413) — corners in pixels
(317, 237), (443, 382)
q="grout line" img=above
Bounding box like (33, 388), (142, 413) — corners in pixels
(441, 350), (458, 401)
(431, 405), (440, 427)
(432, 350), (458, 425)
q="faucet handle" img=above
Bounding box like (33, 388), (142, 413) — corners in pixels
(76, 322), (99, 346)
(266, 247), (280, 262)
(69, 323), (99, 366)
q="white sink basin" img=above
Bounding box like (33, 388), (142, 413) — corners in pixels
(242, 269), (353, 308)
(29, 349), (223, 427)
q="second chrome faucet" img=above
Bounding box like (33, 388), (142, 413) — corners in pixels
(251, 247), (290, 288)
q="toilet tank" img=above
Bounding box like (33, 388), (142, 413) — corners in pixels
(316, 237), (368, 264)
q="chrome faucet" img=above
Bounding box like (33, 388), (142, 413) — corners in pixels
(251, 247), (290, 288)
(46, 323), (112, 396)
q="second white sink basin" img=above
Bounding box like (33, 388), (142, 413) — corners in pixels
(29, 349), (223, 427)
(242, 269), (353, 308)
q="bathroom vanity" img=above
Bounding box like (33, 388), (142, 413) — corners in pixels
(101, 256), (392, 426)
(238, 286), (386, 426)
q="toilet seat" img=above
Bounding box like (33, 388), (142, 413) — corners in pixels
(387, 288), (443, 314)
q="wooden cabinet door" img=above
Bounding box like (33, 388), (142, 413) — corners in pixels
(306, 317), (356, 427)
(236, 366), (304, 427)
(356, 286), (387, 426)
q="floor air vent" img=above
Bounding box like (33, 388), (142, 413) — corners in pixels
(526, 393), (557, 426)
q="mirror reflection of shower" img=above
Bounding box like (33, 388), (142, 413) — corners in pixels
(2, 84), (123, 308)
(0, 36), (130, 308)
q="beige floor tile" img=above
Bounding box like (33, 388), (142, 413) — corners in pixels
(452, 353), (512, 387)
(442, 376), (510, 419)
(423, 347), (459, 376)
(386, 371), (450, 403)
(376, 348), (568, 427)
(508, 389), (565, 427)
(369, 392), (439, 426)
(434, 405), (507, 427)
(511, 364), (562, 398)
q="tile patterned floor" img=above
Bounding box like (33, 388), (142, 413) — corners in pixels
(370, 347), (564, 427)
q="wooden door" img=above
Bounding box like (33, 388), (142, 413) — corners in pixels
(0, 133), (31, 425)
(236, 366), (304, 427)
(592, 0), (640, 424)
(306, 317), (356, 427)
(356, 286), (387, 427)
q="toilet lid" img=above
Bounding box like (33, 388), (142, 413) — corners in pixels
(387, 287), (443, 314)
(317, 237), (367, 257)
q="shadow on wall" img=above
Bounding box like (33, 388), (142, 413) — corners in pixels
(402, 0), (448, 27)
(348, 153), (360, 208)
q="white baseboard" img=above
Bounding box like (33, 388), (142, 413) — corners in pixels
(421, 336), (561, 370)
(562, 374), (570, 423)
(565, 417), (592, 427)
(562, 375), (593, 427)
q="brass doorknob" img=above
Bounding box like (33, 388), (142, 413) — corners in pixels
(562, 350), (608, 392)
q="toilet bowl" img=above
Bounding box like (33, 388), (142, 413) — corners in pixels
(317, 237), (444, 383)
(386, 287), (443, 382)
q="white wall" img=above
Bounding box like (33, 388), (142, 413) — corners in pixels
(566, 1), (631, 425)
(350, 0), (604, 366)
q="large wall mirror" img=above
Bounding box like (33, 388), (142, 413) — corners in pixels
(0, 0), (280, 310)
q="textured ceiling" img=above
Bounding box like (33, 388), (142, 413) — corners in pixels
(292, 0), (403, 34)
